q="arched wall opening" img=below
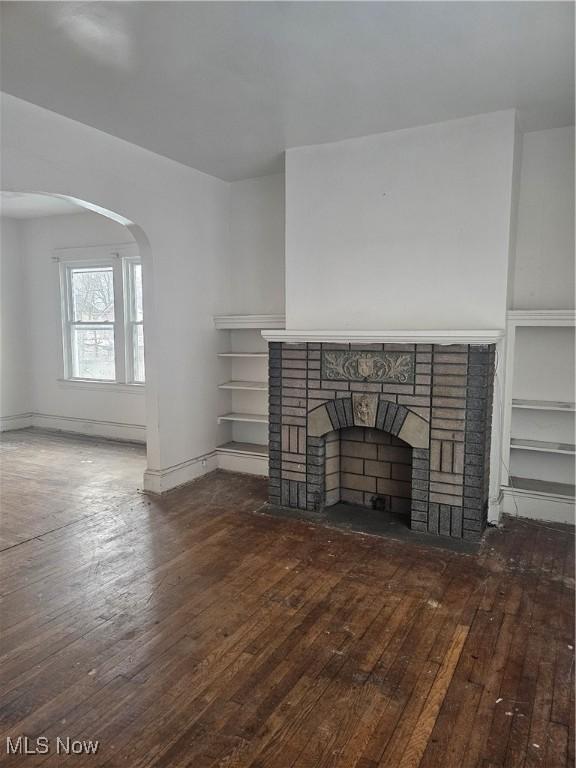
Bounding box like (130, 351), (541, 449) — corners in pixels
(3, 94), (236, 494)
(0, 190), (159, 483)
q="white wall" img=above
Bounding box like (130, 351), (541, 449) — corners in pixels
(1, 93), (232, 490)
(0, 218), (32, 428)
(285, 110), (518, 331)
(3, 88), (569, 504)
(512, 126), (575, 310)
(229, 174), (285, 315)
(16, 211), (146, 442)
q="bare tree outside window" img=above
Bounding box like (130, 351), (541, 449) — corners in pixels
(72, 268), (115, 322)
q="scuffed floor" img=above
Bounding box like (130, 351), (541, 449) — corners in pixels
(0, 429), (574, 767)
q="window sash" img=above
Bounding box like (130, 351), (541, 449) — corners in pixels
(69, 323), (116, 381)
(70, 265), (115, 323)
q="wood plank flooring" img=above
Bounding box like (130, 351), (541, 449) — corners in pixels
(0, 428), (574, 767)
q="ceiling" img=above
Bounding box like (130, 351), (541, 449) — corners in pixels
(1, 2), (573, 181)
(0, 192), (86, 218)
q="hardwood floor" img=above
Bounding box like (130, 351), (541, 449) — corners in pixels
(0, 429), (574, 767)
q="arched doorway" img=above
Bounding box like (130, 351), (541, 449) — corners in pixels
(0, 190), (156, 488)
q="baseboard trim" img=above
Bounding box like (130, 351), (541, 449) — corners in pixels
(488, 490), (503, 524)
(501, 485), (575, 525)
(143, 446), (269, 494)
(143, 450), (218, 494)
(216, 448), (268, 477)
(0, 412), (34, 431)
(1, 412), (146, 443)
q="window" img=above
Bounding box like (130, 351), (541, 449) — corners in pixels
(59, 249), (145, 384)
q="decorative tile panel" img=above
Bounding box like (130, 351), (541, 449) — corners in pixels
(322, 350), (415, 384)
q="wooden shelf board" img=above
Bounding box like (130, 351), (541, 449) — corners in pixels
(218, 412), (268, 424)
(214, 314), (285, 330)
(216, 441), (269, 457)
(508, 476), (575, 499)
(510, 438), (576, 455)
(507, 310), (576, 326)
(512, 398), (575, 412)
(218, 380), (268, 391)
(217, 352), (268, 358)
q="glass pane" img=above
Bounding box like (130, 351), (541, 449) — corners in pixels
(133, 325), (145, 383)
(71, 327), (116, 380)
(71, 267), (114, 322)
(133, 264), (143, 321)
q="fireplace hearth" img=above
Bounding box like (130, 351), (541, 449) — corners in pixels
(267, 342), (495, 541)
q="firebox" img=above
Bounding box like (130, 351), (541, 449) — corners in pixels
(322, 426), (413, 515)
(267, 342), (495, 540)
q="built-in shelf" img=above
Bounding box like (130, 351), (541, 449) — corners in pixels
(502, 310), (575, 522)
(218, 412), (268, 425)
(216, 441), (269, 457)
(512, 398), (575, 412)
(215, 316), (273, 478)
(218, 380), (268, 391)
(510, 438), (576, 455)
(217, 352), (268, 358)
(508, 476), (575, 499)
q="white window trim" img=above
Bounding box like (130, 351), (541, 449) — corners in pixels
(123, 256), (145, 384)
(54, 243), (145, 387)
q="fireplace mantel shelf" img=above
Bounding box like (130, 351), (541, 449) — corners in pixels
(261, 329), (504, 345)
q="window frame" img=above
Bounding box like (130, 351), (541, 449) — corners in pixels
(56, 244), (144, 387)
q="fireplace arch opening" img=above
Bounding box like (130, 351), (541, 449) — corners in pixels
(306, 396), (427, 520)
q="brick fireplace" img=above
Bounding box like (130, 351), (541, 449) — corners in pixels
(267, 342), (495, 540)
